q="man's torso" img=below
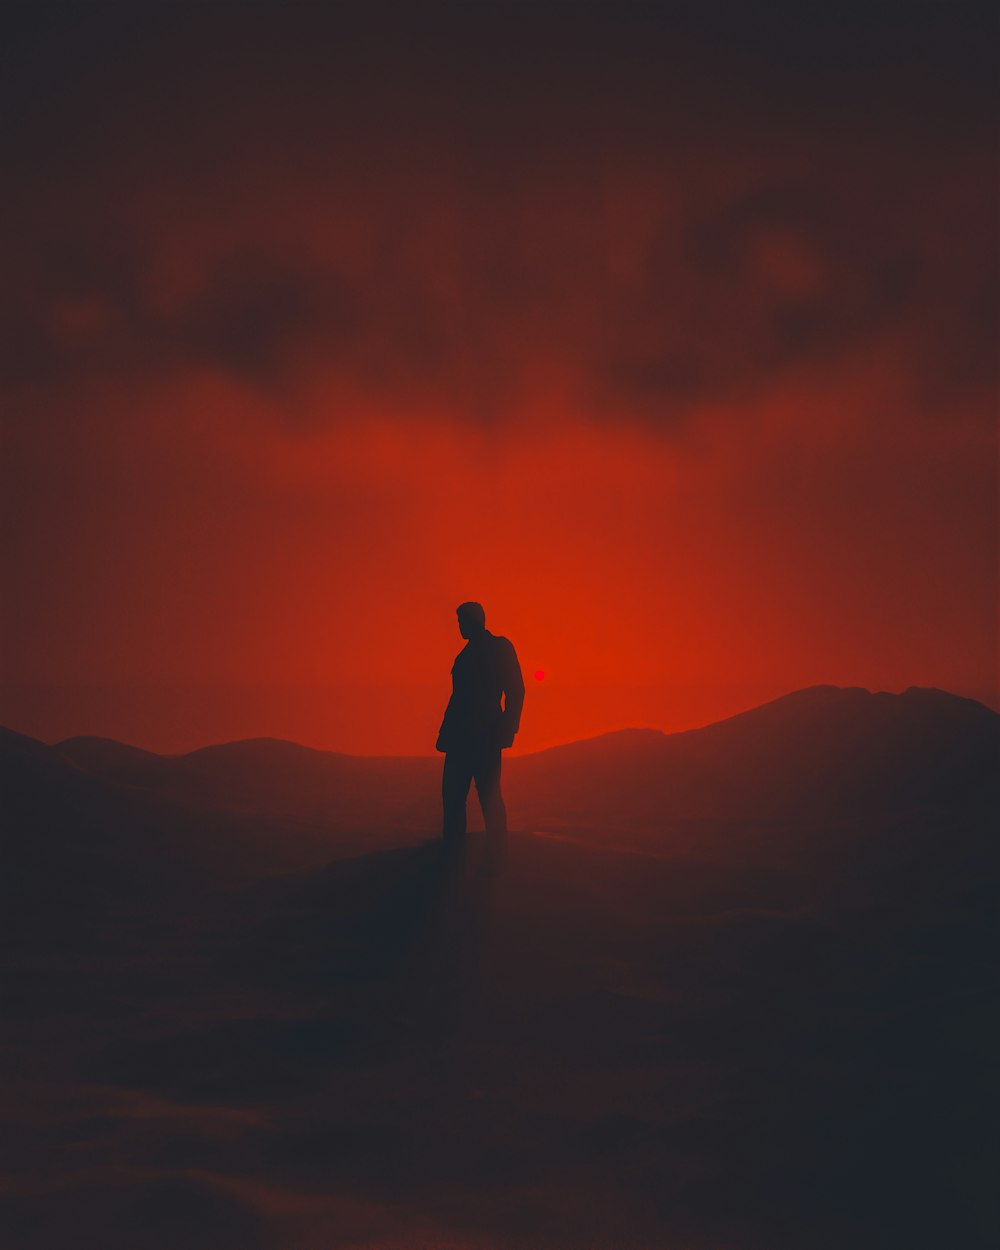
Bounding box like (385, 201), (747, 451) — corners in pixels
(449, 631), (510, 742)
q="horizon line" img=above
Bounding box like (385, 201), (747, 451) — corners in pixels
(13, 682), (995, 762)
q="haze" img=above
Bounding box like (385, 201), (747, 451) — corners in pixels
(2, 5), (995, 753)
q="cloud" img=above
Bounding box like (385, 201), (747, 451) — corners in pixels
(593, 185), (921, 420)
(174, 249), (360, 388)
(0, 2), (994, 443)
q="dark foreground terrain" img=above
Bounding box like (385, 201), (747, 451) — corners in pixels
(2, 688), (997, 1249)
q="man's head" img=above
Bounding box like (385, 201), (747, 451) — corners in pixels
(456, 601), (486, 639)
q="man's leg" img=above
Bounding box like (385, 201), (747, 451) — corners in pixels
(474, 747), (507, 837)
(442, 750), (473, 848)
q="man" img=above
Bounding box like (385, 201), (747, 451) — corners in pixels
(436, 601), (525, 850)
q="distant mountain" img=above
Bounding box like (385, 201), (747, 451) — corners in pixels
(54, 734), (441, 832)
(2, 732), (431, 955)
(1, 725), (170, 953)
(506, 685), (999, 855)
(1, 723), (110, 833)
(5, 685), (997, 881)
(56, 735), (160, 773)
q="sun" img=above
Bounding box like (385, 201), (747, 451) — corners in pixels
(534, 669), (546, 681)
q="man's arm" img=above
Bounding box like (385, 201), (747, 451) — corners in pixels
(499, 638), (525, 745)
(436, 674), (457, 753)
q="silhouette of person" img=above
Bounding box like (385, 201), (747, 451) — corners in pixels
(436, 602), (524, 853)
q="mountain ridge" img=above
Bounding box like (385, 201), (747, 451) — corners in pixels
(45, 683), (998, 767)
(1, 683), (991, 866)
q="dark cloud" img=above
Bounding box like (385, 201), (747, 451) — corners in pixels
(2, 172), (993, 438)
(595, 184), (925, 419)
(0, 2), (995, 434)
(175, 249), (359, 388)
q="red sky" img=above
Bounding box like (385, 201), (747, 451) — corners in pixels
(1, 4), (996, 754)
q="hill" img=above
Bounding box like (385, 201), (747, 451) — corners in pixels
(38, 685), (1000, 863)
(56, 733), (441, 833)
(507, 685), (999, 858)
(55, 734), (160, 773)
(1, 685), (996, 1248)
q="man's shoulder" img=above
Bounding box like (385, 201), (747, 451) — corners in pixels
(491, 634), (517, 656)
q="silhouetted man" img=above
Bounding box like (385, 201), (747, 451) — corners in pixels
(436, 602), (524, 852)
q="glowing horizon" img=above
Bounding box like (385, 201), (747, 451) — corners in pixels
(2, 6), (996, 756)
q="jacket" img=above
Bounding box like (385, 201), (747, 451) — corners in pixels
(436, 630), (525, 753)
